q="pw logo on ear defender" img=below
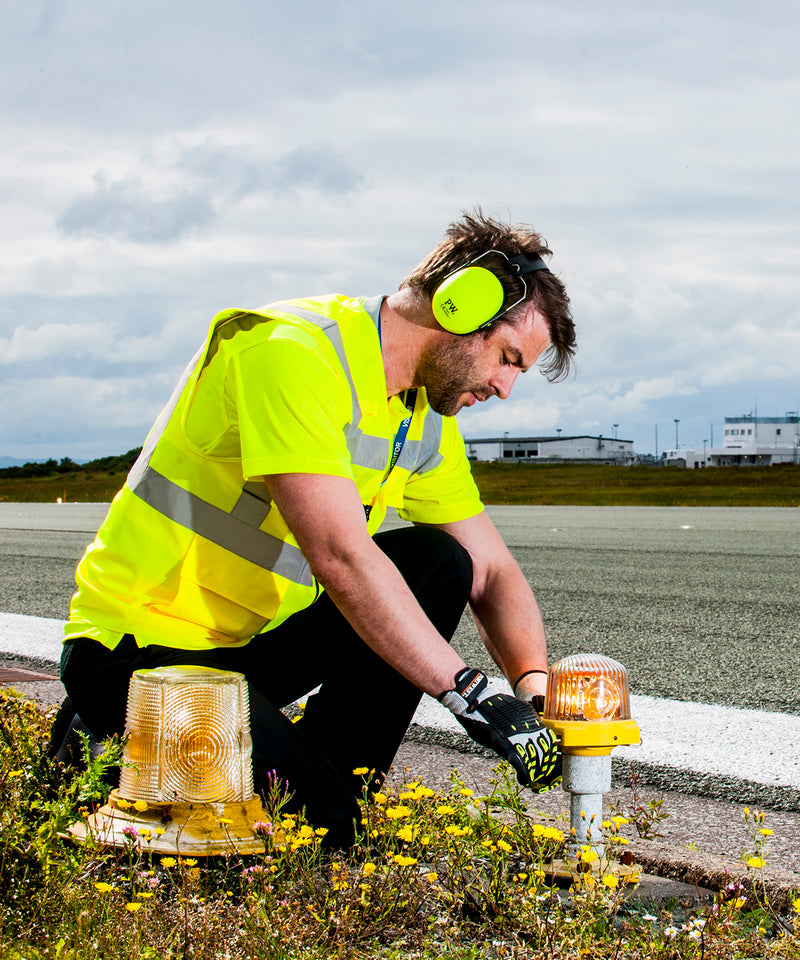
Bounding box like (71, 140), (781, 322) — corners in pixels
(431, 249), (550, 335)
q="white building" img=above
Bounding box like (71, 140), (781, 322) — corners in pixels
(664, 413), (800, 467)
(464, 435), (635, 464)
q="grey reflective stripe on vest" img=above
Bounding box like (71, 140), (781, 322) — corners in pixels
(271, 301), (444, 476)
(127, 299), (444, 588)
(132, 467), (313, 585)
(268, 301), (391, 470)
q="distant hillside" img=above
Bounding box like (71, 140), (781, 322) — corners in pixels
(0, 449), (141, 480)
(0, 456), (50, 469)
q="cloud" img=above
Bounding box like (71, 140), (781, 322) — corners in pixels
(57, 175), (215, 244)
(2, 0), (800, 460)
(178, 140), (363, 200)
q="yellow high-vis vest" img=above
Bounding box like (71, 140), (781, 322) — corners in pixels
(66, 295), (483, 652)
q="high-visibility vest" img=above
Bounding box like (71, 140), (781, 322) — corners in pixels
(65, 295), (482, 651)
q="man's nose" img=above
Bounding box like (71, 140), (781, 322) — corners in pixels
(490, 366), (520, 400)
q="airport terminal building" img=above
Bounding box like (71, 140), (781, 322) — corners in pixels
(664, 412), (800, 467)
(464, 434), (635, 464)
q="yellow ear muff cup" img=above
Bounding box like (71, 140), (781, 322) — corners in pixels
(431, 266), (506, 334)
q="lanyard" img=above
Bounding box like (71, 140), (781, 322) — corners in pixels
(386, 390), (416, 479)
(364, 312), (416, 519)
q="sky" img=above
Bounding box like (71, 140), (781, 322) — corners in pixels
(1, 0), (798, 462)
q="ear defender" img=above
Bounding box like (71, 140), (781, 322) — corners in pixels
(431, 250), (550, 335)
(432, 266), (505, 335)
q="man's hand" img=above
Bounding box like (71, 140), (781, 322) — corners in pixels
(439, 668), (561, 793)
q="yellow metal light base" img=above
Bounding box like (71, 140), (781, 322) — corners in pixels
(545, 856), (641, 884)
(542, 717), (641, 754)
(68, 789), (268, 856)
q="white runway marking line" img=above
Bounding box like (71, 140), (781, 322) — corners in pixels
(3, 611), (800, 790)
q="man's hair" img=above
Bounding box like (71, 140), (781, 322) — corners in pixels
(400, 208), (576, 381)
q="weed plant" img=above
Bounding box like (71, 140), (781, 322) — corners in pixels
(1, 687), (799, 959)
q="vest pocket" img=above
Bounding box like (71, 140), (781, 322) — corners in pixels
(152, 535), (285, 642)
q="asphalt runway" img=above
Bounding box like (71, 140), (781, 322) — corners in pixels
(1, 502), (798, 713)
(2, 501), (800, 810)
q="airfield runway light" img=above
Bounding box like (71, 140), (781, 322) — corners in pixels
(69, 666), (268, 855)
(542, 654), (640, 855)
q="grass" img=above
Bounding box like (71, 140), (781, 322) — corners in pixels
(1, 687), (799, 959)
(1, 462), (800, 507)
(470, 462), (800, 507)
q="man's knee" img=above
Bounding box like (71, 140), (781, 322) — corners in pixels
(375, 525), (473, 594)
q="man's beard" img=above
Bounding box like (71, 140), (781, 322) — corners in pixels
(418, 338), (483, 417)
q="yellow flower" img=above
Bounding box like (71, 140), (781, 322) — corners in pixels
(436, 805), (457, 816)
(445, 824), (472, 837)
(792, 897), (800, 913)
(125, 902), (142, 912)
(133, 800), (149, 812)
(496, 839), (513, 853)
(601, 875), (620, 889)
(396, 826), (415, 843)
(352, 767), (370, 776)
(93, 882), (113, 893)
(578, 848), (598, 864)
(400, 784), (435, 799)
(612, 816), (629, 826)
(136, 891), (154, 899)
(183, 858), (198, 867)
(425, 871), (438, 882)
(759, 828), (774, 836)
(458, 788), (474, 797)
(734, 897), (747, 909)
(115, 798), (131, 810)
(218, 818), (233, 826)
(155, 827), (166, 836)
(392, 854), (418, 867)
(746, 856), (765, 869)
(532, 823), (564, 841)
(372, 792), (388, 805)
(362, 863), (377, 877)
(384, 805), (412, 820)
(160, 857), (177, 868)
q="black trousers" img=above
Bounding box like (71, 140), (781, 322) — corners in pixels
(60, 526), (473, 847)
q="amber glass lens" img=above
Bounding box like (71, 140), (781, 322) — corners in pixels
(544, 654), (631, 721)
(118, 665), (254, 803)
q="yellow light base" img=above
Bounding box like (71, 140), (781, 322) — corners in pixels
(545, 856), (641, 885)
(542, 717), (641, 754)
(68, 789), (268, 856)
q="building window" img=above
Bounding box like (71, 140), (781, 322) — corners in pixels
(503, 450), (513, 458)
(528, 449), (538, 456)
(515, 450), (525, 457)
(777, 429), (781, 436)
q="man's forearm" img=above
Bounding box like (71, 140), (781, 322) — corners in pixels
(433, 512), (550, 699)
(469, 559), (549, 697)
(310, 537), (468, 697)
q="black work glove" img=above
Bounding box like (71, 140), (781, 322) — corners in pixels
(439, 668), (562, 793)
